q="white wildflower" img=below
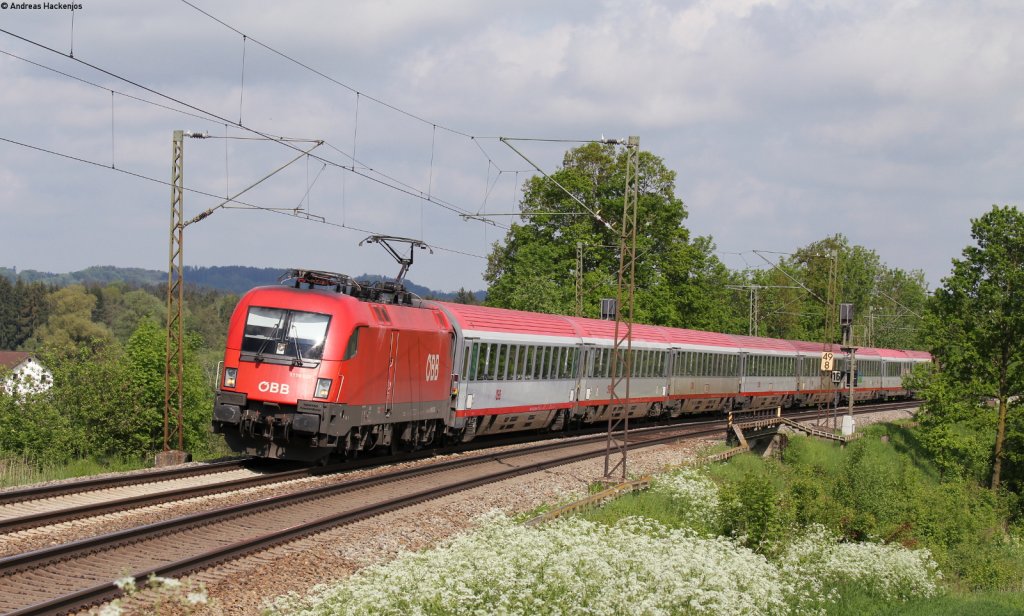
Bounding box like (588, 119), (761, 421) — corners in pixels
(650, 466), (720, 530)
(97, 600), (123, 616)
(112, 577), (136, 593)
(780, 524), (942, 604)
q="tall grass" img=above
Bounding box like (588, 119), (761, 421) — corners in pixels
(0, 452), (147, 488)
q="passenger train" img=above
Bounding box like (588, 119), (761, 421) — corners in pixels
(212, 270), (931, 462)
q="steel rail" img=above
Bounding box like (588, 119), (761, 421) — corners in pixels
(0, 458), (251, 506)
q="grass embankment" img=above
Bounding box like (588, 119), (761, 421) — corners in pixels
(268, 423), (1024, 615)
(0, 439), (236, 488)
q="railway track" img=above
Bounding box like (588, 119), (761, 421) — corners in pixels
(0, 399), (917, 615)
(0, 458), (251, 507)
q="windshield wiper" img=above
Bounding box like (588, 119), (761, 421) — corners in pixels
(255, 314), (286, 362)
(290, 324), (305, 367)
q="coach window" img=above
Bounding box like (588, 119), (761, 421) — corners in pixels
(558, 347), (568, 379)
(509, 345), (520, 380)
(478, 344), (491, 380)
(486, 344), (497, 381)
(522, 346), (534, 380)
(463, 343), (476, 381)
(553, 347), (563, 379)
(497, 345), (509, 381)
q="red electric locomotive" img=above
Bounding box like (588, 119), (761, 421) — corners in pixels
(213, 270), (456, 462)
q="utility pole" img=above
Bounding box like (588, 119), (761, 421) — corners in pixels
(604, 136), (639, 481)
(158, 132), (320, 468)
(575, 241), (584, 317)
(823, 252), (839, 429)
(840, 303), (856, 436)
(725, 284), (803, 336)
(160, 130), (188, 466)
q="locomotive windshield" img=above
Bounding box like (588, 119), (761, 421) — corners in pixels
(241, 306), (331, 365)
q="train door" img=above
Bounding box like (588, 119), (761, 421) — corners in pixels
(574, 344), (595, 411)
(385, 330), (400, 417)
(447, 333), (458, 408)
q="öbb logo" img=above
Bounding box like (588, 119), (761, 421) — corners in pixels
(258, 381), (290, 395)
(425, 354), (440, 382)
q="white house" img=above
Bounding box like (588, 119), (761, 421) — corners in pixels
(0, 351), (53, 395)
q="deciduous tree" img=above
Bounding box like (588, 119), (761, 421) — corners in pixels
(485, 143), (744, 331)
(927, 205), (1024, 491)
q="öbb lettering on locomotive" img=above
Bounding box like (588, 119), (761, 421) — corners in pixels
(211, 269), (931, 463)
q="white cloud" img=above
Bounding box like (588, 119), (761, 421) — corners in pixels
(1, 0), (1023, 290)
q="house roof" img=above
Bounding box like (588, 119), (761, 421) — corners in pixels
(0, 351), (32, 371)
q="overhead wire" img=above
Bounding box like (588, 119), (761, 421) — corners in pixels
(177, 0), (476, 139)
(0, 132), (486, 261)
(0, 28), (509, 231)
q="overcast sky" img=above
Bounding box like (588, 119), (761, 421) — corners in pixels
(1, 0), (1020, 293)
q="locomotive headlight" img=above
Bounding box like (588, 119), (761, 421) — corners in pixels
(314, 378), (332, 399)
(223, 367), (238, 389)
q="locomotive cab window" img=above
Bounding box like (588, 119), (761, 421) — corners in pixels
(343, 326), (364, 360)
(241, 306), (330, 365)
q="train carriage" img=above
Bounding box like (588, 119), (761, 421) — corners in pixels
(662, 329), (742, 415)
(727, 335), (801, 411)
(439, 302), (582, 438)
(559, 316), (676, 423)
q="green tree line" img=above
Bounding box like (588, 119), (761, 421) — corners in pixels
(0, 282), (236, 463)
(485, 143), (928, 349)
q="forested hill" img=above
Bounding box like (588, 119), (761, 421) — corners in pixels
(0, 266), (485, 301)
